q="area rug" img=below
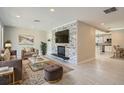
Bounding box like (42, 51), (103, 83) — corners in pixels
(22, 60), (74, 85)
(28, 61), (73, 73)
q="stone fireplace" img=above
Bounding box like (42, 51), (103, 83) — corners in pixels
(49, 21), (78, 64)
(47, 20), (95, 64)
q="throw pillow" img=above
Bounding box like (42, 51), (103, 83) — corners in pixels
(4, 48), (11, 61)
(23, 48), (26, 51)
(31, 47), (34, 52)
(25, 48), (31, 52)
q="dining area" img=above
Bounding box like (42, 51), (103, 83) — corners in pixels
(113, 45), (124, 58)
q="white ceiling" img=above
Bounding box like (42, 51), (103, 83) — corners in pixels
(0, 7), (124, 31)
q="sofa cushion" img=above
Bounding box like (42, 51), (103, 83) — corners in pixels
(30, 47), (34, 52)
(10, 55), (17, 60)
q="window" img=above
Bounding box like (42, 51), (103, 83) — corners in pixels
(0, 23), (4, 48)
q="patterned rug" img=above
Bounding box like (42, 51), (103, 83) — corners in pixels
(22, 60), (74, 85)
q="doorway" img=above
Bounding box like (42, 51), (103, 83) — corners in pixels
(95, 30), (112, 57)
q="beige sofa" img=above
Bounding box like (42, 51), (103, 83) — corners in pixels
(21, 47), (39, 59)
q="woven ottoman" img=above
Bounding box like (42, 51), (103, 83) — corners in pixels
(44, 64), (63, 83)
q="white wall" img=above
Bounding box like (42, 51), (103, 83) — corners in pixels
(47, 31), (52, 55)
(4, 26), (47, 58)
(112, 30), (124, 48)
(77, 21), (96, 63)
(0, 23), (2, 48)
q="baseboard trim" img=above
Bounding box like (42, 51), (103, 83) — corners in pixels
(78, 58), (95, 64)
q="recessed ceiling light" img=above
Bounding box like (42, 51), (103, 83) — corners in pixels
(34, 19), (40, 22)
(16, 15), (20, 18)
(50, 8), (55, 12)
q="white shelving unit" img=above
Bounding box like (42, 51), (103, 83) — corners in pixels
(96, 30), (112, 54)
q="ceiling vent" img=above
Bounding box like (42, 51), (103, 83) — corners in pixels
(34, 20), (40, 22)
(104, 7), (117, 14)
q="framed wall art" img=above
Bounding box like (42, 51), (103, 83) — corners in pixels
(18, 34), (34, 45)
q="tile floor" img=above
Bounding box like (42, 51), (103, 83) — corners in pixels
(43, 53), (124, 85)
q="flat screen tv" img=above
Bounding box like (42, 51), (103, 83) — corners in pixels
(55, 29), (69, 43)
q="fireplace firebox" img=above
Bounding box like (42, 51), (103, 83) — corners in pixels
(58, 46), (65, 57)
(52, 46), (69, 60)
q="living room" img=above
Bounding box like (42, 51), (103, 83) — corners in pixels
(0, 7), (124, 85)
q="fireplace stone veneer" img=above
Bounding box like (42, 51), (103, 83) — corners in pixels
(51, 21), (78, 64)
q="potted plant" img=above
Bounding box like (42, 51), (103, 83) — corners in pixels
(40, 42), (47, 55)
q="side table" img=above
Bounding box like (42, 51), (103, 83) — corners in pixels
(0, 67), (15, 85)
